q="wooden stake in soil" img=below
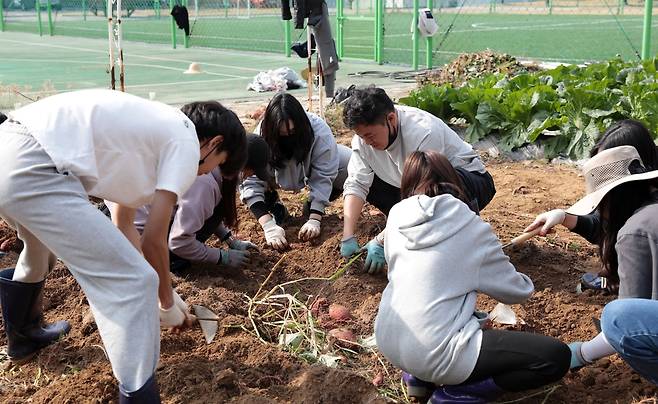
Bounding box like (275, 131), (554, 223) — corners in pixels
(317, 54), (324, 119)
(306, 26), (313, 111)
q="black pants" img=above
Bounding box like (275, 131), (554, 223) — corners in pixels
(465, 329), (571, 391)
(455, 168), (496, 214)
(365, 169), (496, 216)
(169, 204), (225, 274)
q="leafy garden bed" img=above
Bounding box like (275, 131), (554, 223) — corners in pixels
(401, 57), (658, 159)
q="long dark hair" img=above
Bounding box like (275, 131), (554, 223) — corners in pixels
(260, 93), (314, 169)
(400, 151), (470, 207)
(181, 101), (247, 228)
(594, 120), (658, 283)
(219, 176), (239, 228)
(597, 180), (655, 284)
(592, 119), (658, 170)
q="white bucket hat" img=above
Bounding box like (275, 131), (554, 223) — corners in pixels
(566, 145), (658, 216)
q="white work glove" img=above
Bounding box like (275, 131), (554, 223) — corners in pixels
(525, 209), (566, 236)
(159, 290), (190, 328)
(298, 218), (321, 241)
(261, 217), (288, 251)
(227, 238), (258, 251)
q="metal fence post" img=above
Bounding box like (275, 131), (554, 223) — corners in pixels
(374, 0), (379, 61)
(82, 0), (87, 20)
(170, 0), (177, 48)
(36, 0), (43, 36)
(336, 0), (344, 58)
(183, 0), (189, 47)
(642, 0), (654, 59)
(47, 0), (54, 35)
(284, 19), (292, 56)
(375, 0), (383, 63)
(412, 0), (419, 69)
(426, 0), (433, 69)
(0, 0), (4, 32)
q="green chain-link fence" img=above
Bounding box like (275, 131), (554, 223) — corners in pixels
(371, 0), (658, 67)
(1, 0), (657, 67)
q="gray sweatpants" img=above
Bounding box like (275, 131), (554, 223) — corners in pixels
(0, 122), (160, 393)
(310, 2), (339, 97)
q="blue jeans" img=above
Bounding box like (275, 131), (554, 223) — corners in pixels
(601, 299), (658, 385)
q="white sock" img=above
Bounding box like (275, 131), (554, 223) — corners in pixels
(580, 332), (617, 363)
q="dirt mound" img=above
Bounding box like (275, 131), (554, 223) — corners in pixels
(0, 220), (21, 253)
(0, 161), (656, 403)
(417, 50), (539, 87)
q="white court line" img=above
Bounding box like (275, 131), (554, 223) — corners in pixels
(4, 57), (248, 78)
(52, 24), (286, 44)
(0, 33), (301, 65)
(0, 37), (256, 77)
(344, 43), (607, 63)
(126, 77), (245, 88)
(464, 18), (650, 33)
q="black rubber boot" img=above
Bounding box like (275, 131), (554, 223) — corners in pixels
(0, 268), (71, 364)
(119, 374), (162, 404)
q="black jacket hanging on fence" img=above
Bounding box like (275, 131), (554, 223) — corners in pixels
(281, 0), (325, 29)
(171, 5), (190, 36)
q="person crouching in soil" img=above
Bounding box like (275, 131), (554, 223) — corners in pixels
(239, 92), (351, 250)
(339, 87), (496, 274)
(544, 144), (658, 384)
(526, 120), (658, 294)
(374, 150), (570, 403)
(105, 110), (257, 275)
(0, 90), (243, 402)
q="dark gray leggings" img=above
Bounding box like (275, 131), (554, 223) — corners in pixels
(465, 329), (571, 391)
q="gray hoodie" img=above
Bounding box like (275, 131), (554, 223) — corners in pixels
(240, 112), (350, 214)
(375, 194), (534, 385)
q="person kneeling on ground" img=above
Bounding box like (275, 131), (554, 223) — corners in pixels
(597, 298), (658, 386)
(375, 150), (570, 403)
(339, 86), (496, 274)
(0, 90), (240, 402)
(545, 144), (658, 378)
(106, 108), (255, 275)
(525, 119), (658, 293)
(240, 92), (351, 250)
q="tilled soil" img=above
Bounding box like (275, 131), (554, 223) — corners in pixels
(1, 154), (657, 403)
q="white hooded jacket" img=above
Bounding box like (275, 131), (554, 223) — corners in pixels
(375, 194), (534, 385)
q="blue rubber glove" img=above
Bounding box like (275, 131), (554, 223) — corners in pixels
(361, 239), (385, 274)
(340, 236), (360, 258)
(568, 342), (590, 370)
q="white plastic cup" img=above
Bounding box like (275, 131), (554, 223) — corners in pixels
(149, 92), (156, 101)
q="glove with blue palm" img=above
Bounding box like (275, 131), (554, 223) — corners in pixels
(340, 236), (360, 258)
(361, 238), (386, 274)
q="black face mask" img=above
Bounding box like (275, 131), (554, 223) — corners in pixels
(278, 136), (296, 160)
(199, 139), (219, 165)
(386, 118), (397, 149)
